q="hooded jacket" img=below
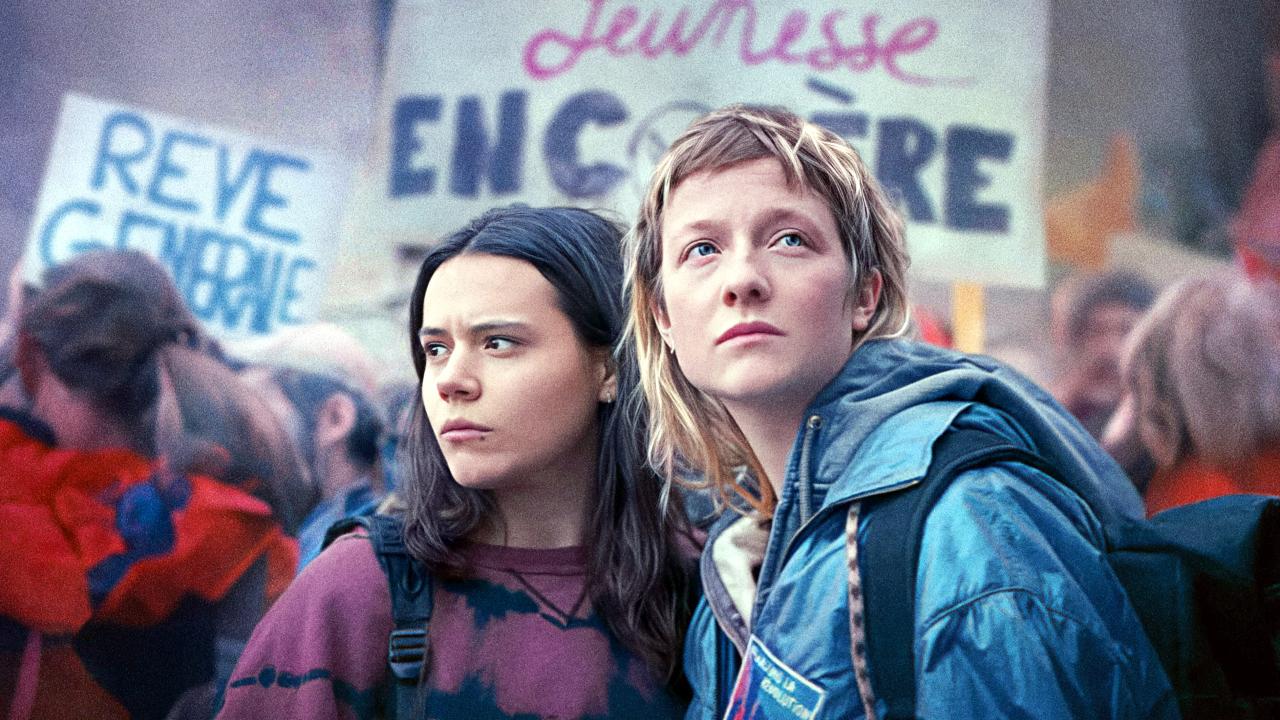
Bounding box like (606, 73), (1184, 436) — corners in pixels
(685, 339), (1177, 719)
(0, 407), (298, 719)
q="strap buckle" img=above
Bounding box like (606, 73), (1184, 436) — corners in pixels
(387, 627), (426, 681)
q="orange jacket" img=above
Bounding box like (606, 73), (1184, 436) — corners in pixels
(1144, 451), (1280, 517)
(0, 411), (297, 634)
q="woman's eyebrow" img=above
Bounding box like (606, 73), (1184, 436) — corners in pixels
(469, 320), (530, 335)
(755, 207), (818, 231)
(418, 320), (530, 340)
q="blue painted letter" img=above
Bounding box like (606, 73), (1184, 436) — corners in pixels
(450, 91), (527, 198)
(39, 199), (103, 266)
(877, 118), (938, 223)
(91, 112), (153, 196)
(244, 151), (308, 244)
(147, 131), (212, 214)
(544, 91), (627, 199)
(945, 126), (1013, 233)
(390, 96), (441, 197)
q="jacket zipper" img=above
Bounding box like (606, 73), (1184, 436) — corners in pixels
(797, 415), (823, 524)
(779, 475), (924, 567)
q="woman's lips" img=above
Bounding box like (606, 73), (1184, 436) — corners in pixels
(716, 321), (784, 345)
(439, 419), (493, 442)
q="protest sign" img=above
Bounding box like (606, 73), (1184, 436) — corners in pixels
(360, 0), (1048, 287)
(26, 94), (346, 337)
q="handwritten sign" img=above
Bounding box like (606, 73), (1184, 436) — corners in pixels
(359, 0), (1048, 287)
(26, 94), (346, 337)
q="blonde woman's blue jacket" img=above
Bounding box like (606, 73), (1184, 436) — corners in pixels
(684, 339), (1178, 720)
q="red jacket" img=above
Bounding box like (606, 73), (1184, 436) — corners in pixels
(1145, 451), (1280, 517)
(0, 409), (297, 632)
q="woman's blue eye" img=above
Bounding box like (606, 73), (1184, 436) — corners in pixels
(778, 233), (805, 248)
(689, 242), (719, 259)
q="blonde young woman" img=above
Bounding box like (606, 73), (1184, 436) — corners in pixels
(623, 105), (1176, 719)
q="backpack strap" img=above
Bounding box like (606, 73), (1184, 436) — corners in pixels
(855, 429), (1056, 720)
(323, 515), (433, 720)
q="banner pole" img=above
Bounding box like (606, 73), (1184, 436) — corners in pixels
(951, 281), (985, 354)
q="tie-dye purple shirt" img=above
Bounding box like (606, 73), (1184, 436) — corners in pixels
(217, 532), (685, 719)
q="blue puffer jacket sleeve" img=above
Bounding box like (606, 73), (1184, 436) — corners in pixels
(913, 461), (1177, 719)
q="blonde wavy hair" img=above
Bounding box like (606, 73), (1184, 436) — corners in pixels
(623, 104), (911, 516)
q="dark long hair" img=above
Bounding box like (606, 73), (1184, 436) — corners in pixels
(402, 205), (698, 683)
(20, 255), (192, 454)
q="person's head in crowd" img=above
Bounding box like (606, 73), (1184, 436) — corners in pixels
(404, 204), (695, 680)
(160, 344), (316, 535)
(43, 250), (216, 354)
(1, 250), (215, 399)
(1113, 272), (1280, 482)
(236, 323), (385, 503)
(1051, 269), (1156, 437)
(624, 103), (910, 513)
(14, 261), (190, 453)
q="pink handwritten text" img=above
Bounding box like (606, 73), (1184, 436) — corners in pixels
(522, 0), (972, 86)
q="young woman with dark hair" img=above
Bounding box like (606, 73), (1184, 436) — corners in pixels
(220, 205), (699, 719)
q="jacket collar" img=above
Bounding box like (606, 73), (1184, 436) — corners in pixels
(700, 337), (1144, 643)
(704, 336), (1139, 536)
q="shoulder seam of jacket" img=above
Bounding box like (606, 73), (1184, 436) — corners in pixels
(917, 586), (1125, 666)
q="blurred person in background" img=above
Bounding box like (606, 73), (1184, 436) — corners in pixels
(149, 344), (314, 720)
(1103, 271), (1280, 515)
(1051, 269), (1156, 437)
(910, 304), (953, 348)
(374, 378), (419, 505)
(161, 345), (317, 541)
(235, 323), (387, 570)
(0, 250), (216, 403)
(0, 256), (297, 720)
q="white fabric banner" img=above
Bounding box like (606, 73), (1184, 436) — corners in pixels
(359, 0), (1048, 286)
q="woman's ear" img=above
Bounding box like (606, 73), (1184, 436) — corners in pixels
(315, 392), (358, 448)
(851, 269), (883, 332)
(595, 352), (618, 403)
(599, 374), (618, 404)
(651, 301), (675, 353)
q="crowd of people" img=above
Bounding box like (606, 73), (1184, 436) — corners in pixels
(2, 103), (1279, 719)
(0, 249), (396, 719)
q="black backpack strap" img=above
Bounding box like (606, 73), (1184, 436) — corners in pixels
(857, 429), (1056, 720)
(323, 514), (433, 720)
